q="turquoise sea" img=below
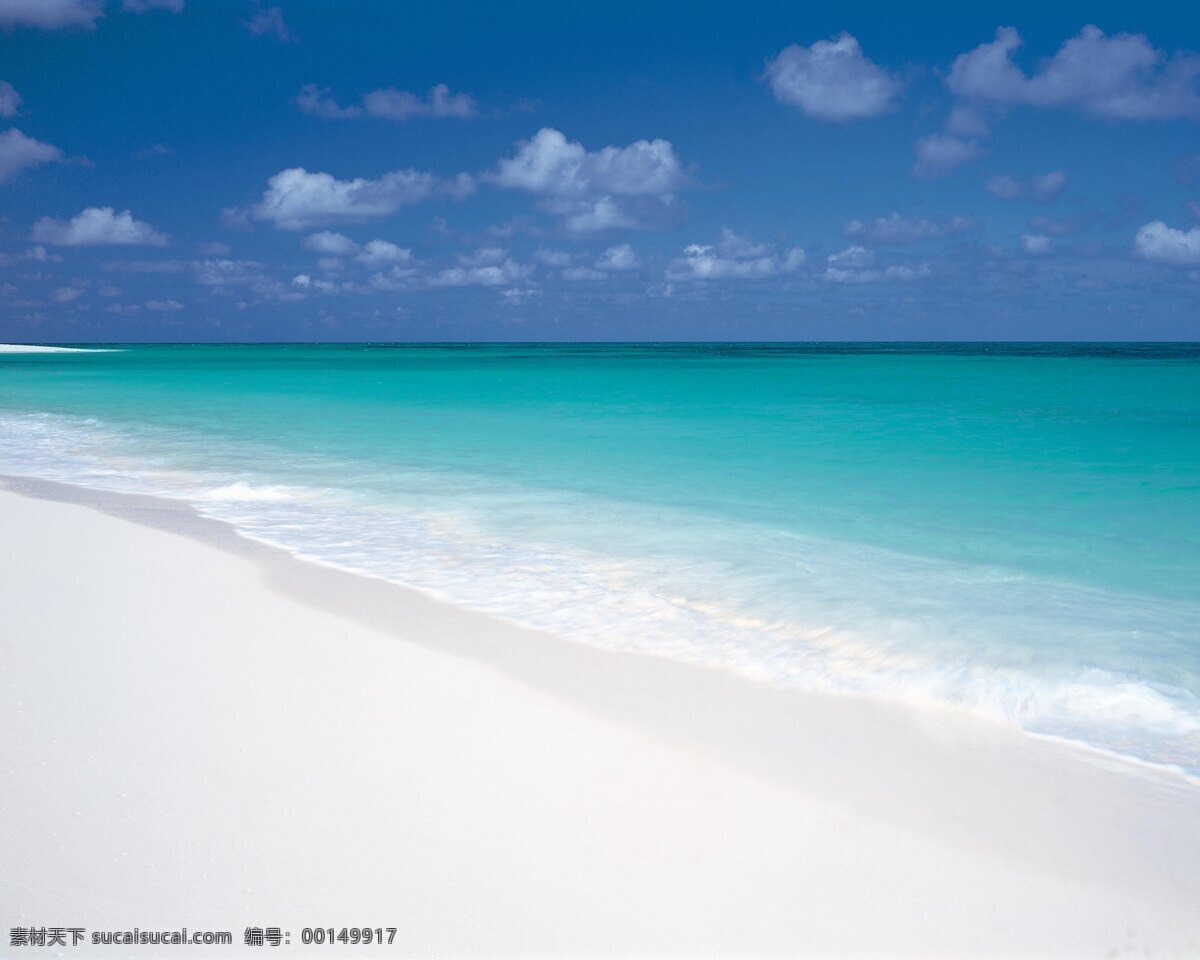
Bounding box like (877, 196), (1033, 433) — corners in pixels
(2, 343), (1198, 773)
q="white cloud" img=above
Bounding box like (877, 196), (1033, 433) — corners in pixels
(296, 83), (477, 121)
(357, 239), (414, 268)
(781, 248), (809, 271)
(1021, 233), (1051, 254)
(427, 258), (533, 287)
(52, 286), (83, 302)
(945, 103), (992, 137)
(122, 0), (183, 12)
(764, 33), (900, 121)
(985, 170), (1067, 200)
(912, 134), (982, 179)
(304, 230), (358, 255)
(827, 245), (874, 269)
(1133, 221), (1200, 266)
(245, 5), (292, 41)
(0, 81), (21, 117)
(0, 0), (102, 29)
(489, 127), (689, 233)
(491, 127), (686, 199)
(23, 245), (61, 262)
(145, 298), (184, 311)
(984, 174), (1022, 199)
(533, 248), (572, 267)
(292, 274), (335, 292)
(191, 259), (266, 286)
(500, 287), (541, 304)
(595, 243), (640, 270)
(250, 166), (473, 230)
(947, 26), (1200, 120)
(293, 84), (362, 120)
(1032, 170), (1068, 198)
(363, 84), (477, 120)
(33, 207), (168, 246)
(547, 197), (640, 234)
(717, 227), (770, 257)
(0, 128), (62, 182)
(667, 232), (805, 280)
(842, 212), (975, 244)
(823, 245), (930, 283)
(219, 205), (252, 231)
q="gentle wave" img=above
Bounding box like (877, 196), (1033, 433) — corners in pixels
(1, 409), (1198, 776)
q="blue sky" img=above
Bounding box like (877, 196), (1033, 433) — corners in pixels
(1, 0), (1198, 341)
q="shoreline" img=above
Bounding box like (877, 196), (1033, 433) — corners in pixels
(4, 474), (1200, 956)
(7, 472), (1197, 790)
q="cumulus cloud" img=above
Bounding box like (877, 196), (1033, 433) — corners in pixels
(595, 243), (640, 270)
(122, 0), (183, 12)
(489, 127), (690, 233)
(0, 81), (21, 117)
(304, 230), (359, 255)
(245, 5), (292, 41)
(1021, 233), (1051, 254)
(427, 258), (533, 287)
(0, 0), (103, 29)
(824, 245), (930, 283)
(947, 26), (1200, 121)
(23, 245), (61, 262)
(716, 227), (770, 258)
(500, 287), (541, 305)
(912, 134), (983, 179)
(191, 259), (267, 286)
(533, 248), (572, 267)
(291, 273), (336, 292)
(52, 285), (83, 302)
(491, 127), (686, 198)
(250, 166), (474, 230)
(842, 212), (975, 244)
(543, 196), (643, 234)
(295, 83), (476, 121)
(1032, 170), (1068, 197)
(1133, 221), (1200, 266)
(145, 298), (184, 311)
(985, 169), (1068, 200)
(983, 174), (1022, 199)
(0, 128), (62, 182)
(667, 231), (805, 280)
(293, 84), (362, 120)
(357, 239), (414, 269)
(363, 84), (477, 120)
(33, 207), (168, 246)
(764, 33), (900, 121)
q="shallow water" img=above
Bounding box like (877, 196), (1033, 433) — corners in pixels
(2, 343), (1197, 772)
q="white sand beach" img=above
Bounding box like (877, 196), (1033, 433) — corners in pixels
(0, 344), (114, 353)
(3, 477), (1200, 958)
